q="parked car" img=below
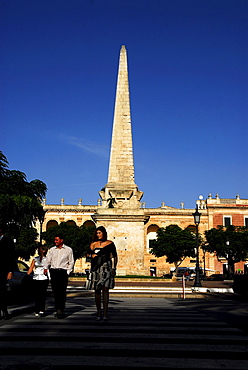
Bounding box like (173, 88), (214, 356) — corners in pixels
(206, 274), (224, 281)
(8, 260), (33, 295)
(175, 268), (195, 281)
(176, 273), (192, 281)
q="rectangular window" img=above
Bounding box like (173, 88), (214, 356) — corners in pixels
(245, 217), (248, 228)
(224, 216), (232, 227)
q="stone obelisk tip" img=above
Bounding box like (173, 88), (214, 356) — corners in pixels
(99, 46), (143, 208)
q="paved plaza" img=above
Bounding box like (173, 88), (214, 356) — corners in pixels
(0, 295), (248, 369)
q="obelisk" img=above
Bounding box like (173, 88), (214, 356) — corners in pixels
(108, 45), (134, 185)
(99, 45), (143, 209)
(94, 46), (148, 275)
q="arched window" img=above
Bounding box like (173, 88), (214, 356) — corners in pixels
(46, 220), (58, 230)
(146, 224), (159, 251)
(66, 220), (76, 226)
(83, 220), (95, 228)
(185, 225), (196, 234)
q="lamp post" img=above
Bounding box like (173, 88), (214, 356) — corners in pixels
(37, 208), (46, 246)
(193, 205), (202, 287)
(202, 246), (206, 281)
(226, 240), (230, 279)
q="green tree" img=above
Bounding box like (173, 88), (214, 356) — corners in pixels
(0, 151), (47, 259)
(150, 225), (196, 275)
(16, 228), (39, 260)
(205, 225), (248, 279)
(42, 222), (95, 261)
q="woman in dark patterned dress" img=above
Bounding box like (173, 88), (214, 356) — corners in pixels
(86, 226), (118, 321)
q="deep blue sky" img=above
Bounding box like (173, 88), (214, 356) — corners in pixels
(1, 0), (247, 208)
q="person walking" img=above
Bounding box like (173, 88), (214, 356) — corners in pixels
(44, 234), (74, 319)
(0, 224), (16, 320)
(27, 245), (49, 317)
(86, 226), (118, 321)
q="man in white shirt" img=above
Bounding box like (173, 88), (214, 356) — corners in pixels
(44, 234), (74, 319)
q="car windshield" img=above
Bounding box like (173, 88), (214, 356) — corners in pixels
(17, 261), (29, 273)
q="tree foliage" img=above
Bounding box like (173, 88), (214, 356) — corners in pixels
(42, 222), (95, 261)
(150, 225), (196, 273)
(0, 151), (47, 259)
(16, 228), (39, 260)
(205, 225), (248, 278)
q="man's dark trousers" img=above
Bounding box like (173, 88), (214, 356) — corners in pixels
(50, 269), (68, 312)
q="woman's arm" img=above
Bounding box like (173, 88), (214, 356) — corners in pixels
(87, 242), (98, 258)
(111, 255), (118, 276)
(86, 249), (92, 257)
(27, 259), (35, 275)
(113, 255), (118, 269)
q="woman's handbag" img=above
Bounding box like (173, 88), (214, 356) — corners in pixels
(85, 270), (98, 290)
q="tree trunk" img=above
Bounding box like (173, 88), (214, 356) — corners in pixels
(227, 257), (235, 279)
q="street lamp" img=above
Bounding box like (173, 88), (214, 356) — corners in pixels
(226, 240), (230, 279)
(193, 205), (202, 287)
(37, 208), (46, 246)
